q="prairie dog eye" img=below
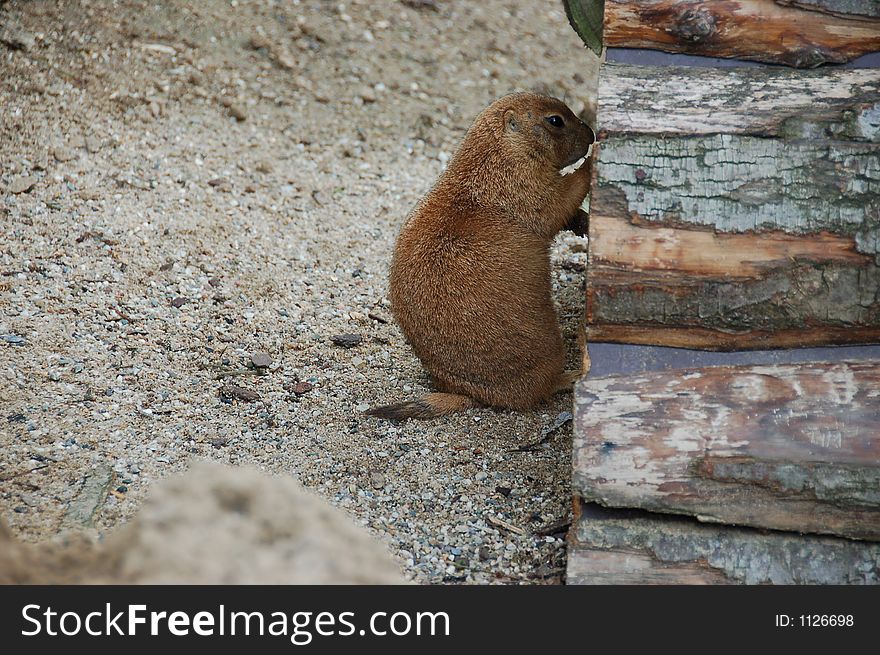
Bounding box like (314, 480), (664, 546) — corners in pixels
(545, 115), (565, 128)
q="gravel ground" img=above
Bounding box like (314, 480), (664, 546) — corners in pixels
(1, 0), (595, 584)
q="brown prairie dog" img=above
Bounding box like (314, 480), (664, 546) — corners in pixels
(368, 92), (594, 420)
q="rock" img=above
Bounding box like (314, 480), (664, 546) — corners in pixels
(170, 297), (189, 308)
(139, 42), (176, 55)
(220, 383), (261, 403)
(47, 371), (61, 382)
(358, 86), (377, 103)
(250, 352), (272, 369)
(0, 463), (406, 584)
(7, 175), (37, 194)
(249, 33), (271, 50)
(31, 152), (49, 171)
(0, 28), (35, 52)
(401, 0), (440, 11)
(84, 136), (104, 153)
(219, 97), (247, 121)
(53, 146), (77, 162)
(62, 465), (114, 528)
(330, 334), (362, 348)
(543, 411), (573, 437)
(188, 69), (206, 86)
(369, 470), (386, 489)
(78, 188), (101, 201)
(275, 51), (297, 70)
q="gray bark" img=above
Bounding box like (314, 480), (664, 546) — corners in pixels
(568, 501), (880, 585)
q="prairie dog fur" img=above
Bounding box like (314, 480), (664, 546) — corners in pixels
(368, 92), (594, 420)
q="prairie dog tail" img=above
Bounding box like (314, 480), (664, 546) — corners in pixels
(365, 392), (478, 420)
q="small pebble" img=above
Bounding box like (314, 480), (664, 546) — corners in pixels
(227, 103), (247, 121)
(53, 146), (77, 162)
(220, 384), (261, 403)
(369, 470), (386, 489)
(250, 352), (272, 368)
(8, 175), (37, 194)
(330, 334), (362, 348)
(292, 381), (313, 395)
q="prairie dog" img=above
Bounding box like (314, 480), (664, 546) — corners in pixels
(368, 93), (594, 419)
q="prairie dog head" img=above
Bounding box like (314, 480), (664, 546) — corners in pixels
(439, 92), (596, 236)
(498, 93), (595, 178)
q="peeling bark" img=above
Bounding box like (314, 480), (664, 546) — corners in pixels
(586, 64), (880, 349)
(572, 361), (880, 541)
(568, 501), (880, 585)
(604, 0), (880, 67)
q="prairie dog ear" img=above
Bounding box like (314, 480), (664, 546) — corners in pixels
(504, 109), (519, 132)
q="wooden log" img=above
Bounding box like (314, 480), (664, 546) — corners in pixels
(775, 1), (880, 21)
(563, 0), (607, 373)
(604, 0), (880, 67)
(586, 64), (880, 350)
(568, 501), (880, 585)
(572, 361), (880, 541)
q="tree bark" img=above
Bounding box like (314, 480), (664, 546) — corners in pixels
(572, 361), (880, 541)
(586, 64), (880, 350)
(568, 501), (880, 585)
(604, 0), (880, 67)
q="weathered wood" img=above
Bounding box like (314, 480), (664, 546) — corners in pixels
(568, 501), (880, 585)
(604, 0), (880, 67)
(595, 65), (880, 136)
(563, 0), (606, 374)
(775, 0), (880, 20)
(586, 64), (880, 350)
(572, 361), (880, 541)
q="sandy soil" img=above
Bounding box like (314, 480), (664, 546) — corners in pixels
(1, 0), (595, 583)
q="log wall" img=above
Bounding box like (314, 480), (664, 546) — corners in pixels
(604, 0), (880, 67)
(586, 64), (880, 350)
(572, 361), (880, 541)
